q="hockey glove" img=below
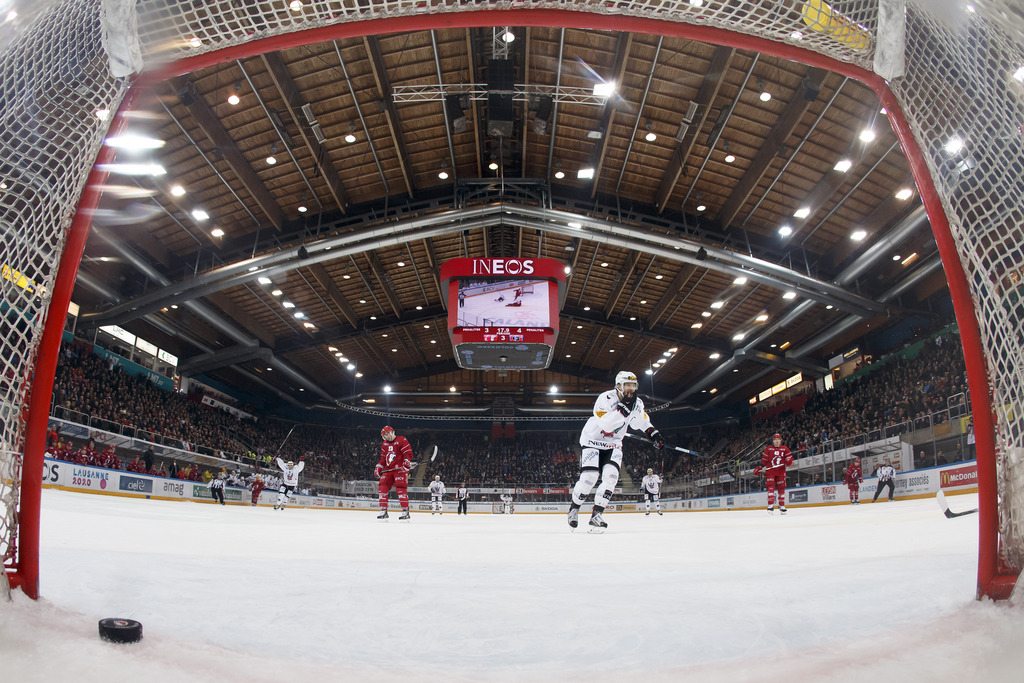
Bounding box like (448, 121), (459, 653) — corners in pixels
(616, 403), (632, 418)
(753, 466), (762, 476)
(374, 465), (382, 478)
(620, 391), (638, 412)
(645, 427), (664, 450)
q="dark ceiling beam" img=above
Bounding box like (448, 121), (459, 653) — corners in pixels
(465, 29), (484, 178)
(716, 67), (829, 228)
(421, 238), (444, 302)
(646, 263), (697, 328)
(366, 251), (403, 318)
(307, 263), (359, 328)
(260, 52), (350, 213)
(168, 77), (286, 231)
(655, 46), (734, 214)
(399, 325), (430, 371)
(357, 329), (396, 378)
(589, 33), (633, 197)
(603, 250), (638, 319)
(206, 291), (277, 348)
(363, 36), (416, 197)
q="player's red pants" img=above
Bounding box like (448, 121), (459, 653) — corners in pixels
(765, 474), (786, 507)
(378, 471), (409, 510)
(847, 483), (860, 502)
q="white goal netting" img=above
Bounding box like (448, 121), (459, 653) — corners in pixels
(1, 0), (1022, 597)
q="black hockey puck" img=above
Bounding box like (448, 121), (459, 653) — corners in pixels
(98, 617), (143, 643)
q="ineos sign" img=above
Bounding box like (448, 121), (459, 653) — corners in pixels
(471, 258), (534, 275)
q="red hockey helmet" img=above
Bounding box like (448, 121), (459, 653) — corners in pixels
(381, 425), (396, 441)
(772, 433), (782, 441)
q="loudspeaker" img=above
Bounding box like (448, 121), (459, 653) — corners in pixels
(488, 94), (514, 137)
(445, 94), (467, 134)
(533, 96), (553, 135)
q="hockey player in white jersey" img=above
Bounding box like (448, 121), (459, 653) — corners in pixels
(274, 456), (305, 510)
(568, 371), (663, 533)
(429, 475), (446, 515)
(640, 468), (663, 516)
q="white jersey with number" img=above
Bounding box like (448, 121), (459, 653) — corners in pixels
(641, 474), (662, 494)
(579, 390), (654, 450)
(430, 481), (446, 496)
(277, 457), (304, 486)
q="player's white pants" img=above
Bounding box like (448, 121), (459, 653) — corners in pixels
(644, 492), (660, 512)
(431, 494), (442, 513)
(572, 447), (621, 511)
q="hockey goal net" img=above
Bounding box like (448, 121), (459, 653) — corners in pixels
(1, 1), (1021, 601)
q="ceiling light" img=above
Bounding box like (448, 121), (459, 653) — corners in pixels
(248, 266), (258, 272)
(733, 276), (747, 285)
(895, 188), (914, 200)
(783, 291), (797, 299)
(645, 368), (653, 375)
(304, 322), (315, 329)
(289, 0), (303, 11)
(188, 37), (202, 48)
(851, 229), (868, 241)
(359, 299), (366, 304)
(593, 81), (615, 98)
(170, 185), (186, 196)
(640, 300), (647, 304)
(192, 208), (209, 221)
(701, 311), (711, 317)
(834, 159), (852, 172)
(778, 225), (793, 237)
(645, 132), (657, 142)
(294, 311), (306, 319)
(600, 262), (608, 268)
(629, 317), (636, 321)
(343, 274), (351, 279)
(549, 385), (558, 394)
(655, 274), (664, 280)
(709, 388), (718, 394)
(755, 314), (769, 322)
(689, 0), (704, 6)
(228, 90), (240, 105)
(724, 154), (736, 163)
(283, 301), (295, 308)
(583, 306), (591, 311)
(710, 301), (724, 309)
(567, 221), (581, 229)
(297, 205), (307, 213)
(328, 346), (338, 352)
(383, 385), (391, 393)
(344, 133), (356, 143)
(503, 30), (515, 43)
(669, 347), (678, 353)
(346, 363), (355, 370)
(554, 171), (565, 179)
(696, 204), (706, 212)
(105, 134), (166, 150)
(489, 161), (499, 171)
(691, 322), (702, 329)
(732, 333), (745, 341)
(170, 304), (178, 309)
(944, 135), (964, 154)
(355, 372), (363, 378)
(709, 352), (720, 359)
(577, 168), (595, 179)
(271, 289), (283, 296)
(438, 170), (449, 180)
(97, 163), (166, 176)
(780, 341), (791, 350)
(565, 266), (572, 274)
(759, 90), (771, 102)
(211, 228), (225, 237)
(826, 305), (834, 310)
(397, 261), (405, 267)
(257, 277), (272, 285)
(266, 154), (277, 165)
(892, 254), (901, 261)
(859, 128), (877, 142)
(901, 252), (919, 266)
(449, 386), (457, 392)
(794, 206), (811, 219)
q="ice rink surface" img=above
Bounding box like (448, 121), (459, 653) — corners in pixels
(2, 488), (1024, 682)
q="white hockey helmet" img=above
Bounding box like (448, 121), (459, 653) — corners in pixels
(615, 370), (638, 389)
(286, 461), (294, 468)
(647, 468), (653, 474)
(434, 475), (440, 481)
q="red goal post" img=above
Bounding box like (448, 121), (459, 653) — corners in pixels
(1, 1), (1019, 601)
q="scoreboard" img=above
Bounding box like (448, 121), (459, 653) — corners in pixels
(439, 258), (567, 370)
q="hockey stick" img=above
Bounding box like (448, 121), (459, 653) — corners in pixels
(430, 445), (439, 462)
(623, 432), (702, 457)
(936, 490), (978, 518)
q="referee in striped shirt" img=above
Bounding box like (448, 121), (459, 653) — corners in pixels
(873, 459), (896, 502)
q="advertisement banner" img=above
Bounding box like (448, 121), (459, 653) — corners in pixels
(940, 464), (978, 489)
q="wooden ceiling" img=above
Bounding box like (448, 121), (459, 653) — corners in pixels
(74, 26), (946, 418)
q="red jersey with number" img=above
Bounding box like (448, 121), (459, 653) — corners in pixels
(376, 436), (413, 475)
(761, 445), (793, 477)
(845, 463), (862, 485)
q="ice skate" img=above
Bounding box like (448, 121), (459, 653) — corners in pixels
(588, 512), (608, 534)
(377, 510), (389, 522)
(657, 510), (663, 516)
(645, 511), (650, 516)
(567, 507), (579, 530)
(273, 504), (279, 510)
(780, 506), (788, 515)
(399, 509), (411, 522)
(767, 505), (774, 515)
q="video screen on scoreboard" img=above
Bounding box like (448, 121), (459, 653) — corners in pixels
(454, 278), (551, 328)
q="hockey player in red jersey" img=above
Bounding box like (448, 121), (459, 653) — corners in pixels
(249, 474), (265, 506)
(755, 433), (794, 515)
(844, 457), (863, 504)
(375, 426), (413, 521)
